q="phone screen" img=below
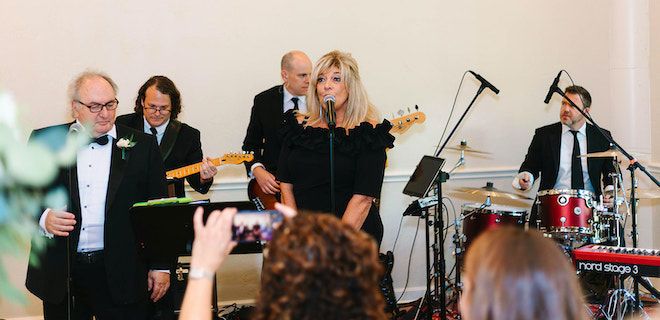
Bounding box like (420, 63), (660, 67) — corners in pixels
(232, 210), (284, 243)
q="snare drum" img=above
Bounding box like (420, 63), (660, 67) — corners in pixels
(536, 189), (595, 240)
(462, 203), (527, 248)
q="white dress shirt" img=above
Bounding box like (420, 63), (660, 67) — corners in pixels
(75, 126), (117, 252)
(143, 116), (169, 145)
(555, 123), (594, 193)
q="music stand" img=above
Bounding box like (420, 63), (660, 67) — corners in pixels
(403, 155), (446, 320)
(130, 201), (259, 317)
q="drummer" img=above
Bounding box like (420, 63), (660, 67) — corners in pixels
(513, 85), (616, 227)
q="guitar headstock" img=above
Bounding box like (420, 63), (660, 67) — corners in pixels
(389, 111), (426, 135)
(221, 153), (254, 164)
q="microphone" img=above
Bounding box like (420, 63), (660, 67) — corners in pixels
(468, 71), (499, 94)
(323, 95), (336, 128)
(543, 71), (562, 104)
(69, 122), (83, 134)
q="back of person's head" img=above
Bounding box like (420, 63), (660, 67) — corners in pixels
(253, 212), (386, 320)
(461, 226), (588, 320)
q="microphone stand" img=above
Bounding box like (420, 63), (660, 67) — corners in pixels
(326, 110), (336, 215)
(430, 83), (492, 320)
(66, 165), (74, 320)
(553, 87), (660, 313)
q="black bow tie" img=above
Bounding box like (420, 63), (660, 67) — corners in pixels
(92, 135), (109, 146)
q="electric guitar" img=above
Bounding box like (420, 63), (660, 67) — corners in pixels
(166, 153), (254, 179)
(247, 111), (426, 210)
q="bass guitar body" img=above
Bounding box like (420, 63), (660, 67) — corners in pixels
(247, 179), (280, 211)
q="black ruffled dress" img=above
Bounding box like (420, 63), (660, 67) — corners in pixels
(277, 110), (395, 244)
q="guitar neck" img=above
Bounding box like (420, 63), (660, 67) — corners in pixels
(166, 158), (222, 179)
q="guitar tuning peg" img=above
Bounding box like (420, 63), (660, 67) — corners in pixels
(397, 109), (404, 116)
(415, 104), (419, 111)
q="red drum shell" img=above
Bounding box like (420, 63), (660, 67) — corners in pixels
(462, 203), (527, 249)
(537, 189), (595, 239)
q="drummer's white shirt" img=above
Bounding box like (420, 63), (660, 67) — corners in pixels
(555, 123), (594, 193)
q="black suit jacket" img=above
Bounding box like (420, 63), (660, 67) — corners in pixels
(26, 123), (168, 304)
(115, 113), (212, 196)
(519, 122), (615, 197)
(242, 85), (284, 175)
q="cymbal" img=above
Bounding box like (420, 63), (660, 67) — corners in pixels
(605, 188), (660, 199)
(627, 188), (660, 199)
(453, 184), (532, 200)
(445, 144), (491, 155)
(578, 149), (624, 158)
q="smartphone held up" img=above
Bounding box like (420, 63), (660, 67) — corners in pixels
(232, 210), (284, 243)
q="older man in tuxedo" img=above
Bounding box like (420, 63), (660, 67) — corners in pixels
(26, 71), (170, 319)
(242, 51), (312, 198)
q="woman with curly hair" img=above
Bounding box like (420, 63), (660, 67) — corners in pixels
(460, 226), (589, 320)
(277, 50), (394, 245)
(180, 204), (386, 320)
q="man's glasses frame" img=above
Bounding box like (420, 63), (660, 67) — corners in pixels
(143, 105), (172, 114)
(75, 99), (118, 113)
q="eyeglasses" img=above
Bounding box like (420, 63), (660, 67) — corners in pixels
(143, 105), (171, 114)
(75, 99), (118, 113)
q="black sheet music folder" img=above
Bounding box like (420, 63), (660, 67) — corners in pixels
(130, 201), (260, 260)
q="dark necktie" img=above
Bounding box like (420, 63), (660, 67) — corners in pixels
(93, 135), (109, 146)
(291, 97), (299, 111)
(570, 130), (584, 189)
(150, 127), (158, 136)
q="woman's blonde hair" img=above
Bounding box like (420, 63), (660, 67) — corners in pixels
(462, 226), (588, 320)
(303, 50), (380, 129)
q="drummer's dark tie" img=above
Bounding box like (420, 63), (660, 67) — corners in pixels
(570, 130), (584, 189)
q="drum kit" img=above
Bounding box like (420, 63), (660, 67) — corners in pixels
(445, 141), (658, 251)
(443, 142), (660, 318)
(455, 186), (626, 250)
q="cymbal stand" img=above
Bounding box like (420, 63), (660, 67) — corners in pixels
(447, 144), (466, 176)
(451, 197), (491, 308)
(628, 164), (641, 311)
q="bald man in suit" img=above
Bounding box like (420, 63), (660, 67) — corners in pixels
(242, 51), (312, 197)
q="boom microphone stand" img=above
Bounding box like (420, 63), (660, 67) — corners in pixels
(546, 75), (660, 313)
(430, 71), (499, 319)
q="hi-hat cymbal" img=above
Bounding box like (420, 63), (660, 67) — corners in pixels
(578, 149), (624, 158)
(453, 183), (532, 200)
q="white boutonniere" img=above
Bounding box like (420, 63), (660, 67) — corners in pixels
(116, 134), (136, 160)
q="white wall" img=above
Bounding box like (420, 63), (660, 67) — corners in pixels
(1, 0), (659, 318)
